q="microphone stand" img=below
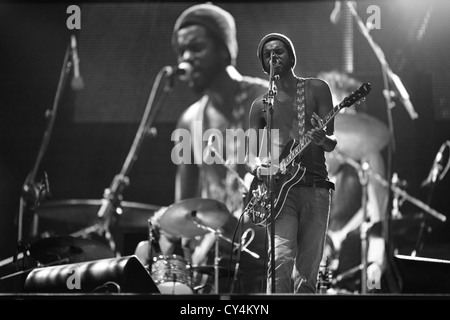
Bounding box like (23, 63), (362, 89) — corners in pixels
(71, 66), (174, 254)
(346, 1), (419, 281)
(17, 38), (72, 244)
(262, 53), (278, 294)
(411, 183), (435, 257)
(413, 141), (450, 256)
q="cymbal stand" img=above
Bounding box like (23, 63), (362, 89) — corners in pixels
(0, 257), (69, 282)
(205, 142), (248, 194)
(71, 66), (175, 254)
(191, 214), (259, 294)
(18, 39), (73, 244)
(390, 173), (404, 220)
(357, 161), (370, 294)
(334, 150), (447, 224)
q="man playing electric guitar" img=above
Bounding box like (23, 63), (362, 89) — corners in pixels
(245, 33), (338, 294)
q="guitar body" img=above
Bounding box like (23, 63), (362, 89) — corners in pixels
(244, 139), (306, 226)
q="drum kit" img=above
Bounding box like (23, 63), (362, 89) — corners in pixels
(147, 198), (258, 294)
(1, 196), (257, 295)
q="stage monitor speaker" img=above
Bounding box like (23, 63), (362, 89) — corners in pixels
(23, 255), (160, 294)
(394, 254), (450, 294)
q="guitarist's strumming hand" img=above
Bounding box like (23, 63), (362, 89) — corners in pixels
(255, 162), (280, 181)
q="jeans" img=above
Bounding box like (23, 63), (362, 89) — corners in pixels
(266, 185), (331, 293)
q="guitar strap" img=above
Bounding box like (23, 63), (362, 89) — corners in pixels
(296, 77), (306, 140)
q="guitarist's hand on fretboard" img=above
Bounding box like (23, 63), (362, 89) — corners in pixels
(306, 127), (327, 147)
(307, 112), (331, 149)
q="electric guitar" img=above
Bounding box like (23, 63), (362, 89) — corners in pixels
(244, 83), (372, 226)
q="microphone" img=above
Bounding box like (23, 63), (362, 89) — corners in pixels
(270, 52), (278, 65)
(70, 35), (84, 90)
(330, 1), (342, 25)
(422, 142), (448, 187)
(166, 62), (193, 82)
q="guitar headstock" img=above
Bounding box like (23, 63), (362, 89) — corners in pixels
(340, 83), (372, 109)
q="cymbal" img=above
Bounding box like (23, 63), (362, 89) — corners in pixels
(159, 198), (230, 238)
(333, 111), (390, 160)
(30, 236), (115, 265)
(37, 199), (161, 229)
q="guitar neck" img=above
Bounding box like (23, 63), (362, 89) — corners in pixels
(281, 104), (341, 168)
(279, 82), (370, 169)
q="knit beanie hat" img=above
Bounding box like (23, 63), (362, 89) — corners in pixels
(172, 3), (238, 66)
(257, 33), (297, 73)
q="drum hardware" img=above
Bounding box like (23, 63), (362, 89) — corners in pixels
(0, 258), (69, 282)
(189, 211), (259, 294)
(29, 236), (115, 265)
(150, 254), (193, 294)
(190, 265), (234, 278)
(190, 212), (221, 294)
(17, 35), (75, 245)
(1, 236), (114, 290)
(333, 150), (447, 222)
(38, 199), (161, 229)
(158, 198), (260, 259)
(159, 198), (230, 238)
(157, 198), (260, 294)
(330, 149), (446, 293)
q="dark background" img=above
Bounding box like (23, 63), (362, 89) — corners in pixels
(1, 1), (449, 269)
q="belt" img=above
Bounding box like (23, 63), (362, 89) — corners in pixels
(298, 180), (335, 190)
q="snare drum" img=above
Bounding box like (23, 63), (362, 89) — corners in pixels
(151, 254), (193, 294)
